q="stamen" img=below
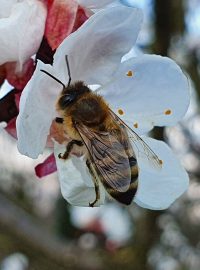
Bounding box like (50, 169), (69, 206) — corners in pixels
(164, 109), (172, 115)
(118, 109), (124, 115)
(126, 70), (133, 77)
(133, 122), (138, 128)
(159, 159), (163, 165)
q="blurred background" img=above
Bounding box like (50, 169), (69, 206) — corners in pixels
(0, 0), (200, 269)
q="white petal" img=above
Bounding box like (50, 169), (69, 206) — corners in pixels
(0, 0), (47, 68)
(99, 54), (190, 134)
(0, 0), (17, 18)
(54, 143), (105, 207)
(16, 61), (63, 158)
(120, 0), (136, 7)
(77, 0), (115, 8)
(134, 137), (189, 210)
(54, 6), (142, 85)
(0, 122), (7, 129)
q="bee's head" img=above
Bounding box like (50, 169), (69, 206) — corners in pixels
(58, 81), (91, 110)
(40, 55), (91, 112)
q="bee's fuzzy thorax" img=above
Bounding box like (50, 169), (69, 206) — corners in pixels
(56, 84), (115, 137)
(72, 94), (111, 131)
(57, 82), (113, 126)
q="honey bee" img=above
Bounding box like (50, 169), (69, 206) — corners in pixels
(41, 56), (162, 207)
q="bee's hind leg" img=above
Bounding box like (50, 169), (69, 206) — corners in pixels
(89, 181), (100, 207)
(86, 160), (100, 207)
(58, 140), (83, 160)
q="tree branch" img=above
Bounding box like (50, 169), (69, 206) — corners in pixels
(0, 192), (102, 270)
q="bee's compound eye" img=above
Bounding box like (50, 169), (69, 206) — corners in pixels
(59, 93), (76, 108)
(55, 117), (64, 123)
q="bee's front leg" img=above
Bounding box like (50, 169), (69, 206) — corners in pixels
(58, 140), (83, 160)
(86, 159), (100, 207)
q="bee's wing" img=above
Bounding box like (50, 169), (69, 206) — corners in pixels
(75, 124), (132, 192)
(109, 110), (163, 170)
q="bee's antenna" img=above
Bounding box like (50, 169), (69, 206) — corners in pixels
(40, 69), (65, 89)
(65, 55), (71, 87)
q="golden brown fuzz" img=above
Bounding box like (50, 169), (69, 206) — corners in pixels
(56, 81), (138, 206)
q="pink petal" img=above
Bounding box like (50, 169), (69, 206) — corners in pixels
(5, 117), (17, 139)
(15, 92), (21, 111)
(46, 0), (54, 7)
(45, 0), (78, 50)
(5, 59), (35, 90)
(37, 5), (88, 64)
(35, 153), (57, 178)
(72, 6), (89, 32)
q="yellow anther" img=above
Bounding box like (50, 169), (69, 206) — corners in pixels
(164, 109), (172, 115)
(118, 109), (124, 115)
(133, 122), (138, 128)
(159, 159), (163, 165)
(126, 70), (133, 77)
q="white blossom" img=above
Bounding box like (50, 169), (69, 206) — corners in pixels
(16, 6), (190, 209)
(77, 0), (116, 9)
(0, 0), (47, 69)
